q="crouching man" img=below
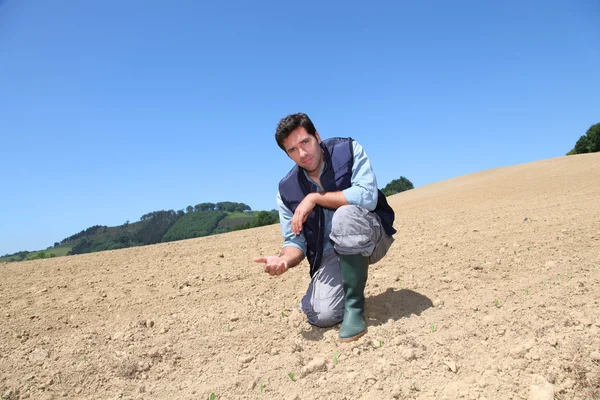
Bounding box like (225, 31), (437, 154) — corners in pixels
(254, 113), (396, 342)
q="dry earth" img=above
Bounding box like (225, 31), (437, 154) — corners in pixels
(1, 153), (600, 400)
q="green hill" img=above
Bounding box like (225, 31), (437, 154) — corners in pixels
(1, 202), (278, 262)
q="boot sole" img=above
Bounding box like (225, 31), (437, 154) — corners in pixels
(338, 328), (367, 342)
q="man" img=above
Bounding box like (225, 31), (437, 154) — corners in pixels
(254, 113), (396, 342)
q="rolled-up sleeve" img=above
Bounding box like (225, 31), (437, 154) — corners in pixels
(342, 141), (379, 211)
(276, 191), (307, 254)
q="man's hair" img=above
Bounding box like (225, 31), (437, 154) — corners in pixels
(275, 113), (317, 151)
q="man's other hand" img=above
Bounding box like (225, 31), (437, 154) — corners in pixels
(254, 256), (289, 276)
(291, 195), (316, 235)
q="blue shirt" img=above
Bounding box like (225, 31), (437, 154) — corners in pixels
(276, 140), (379, 255)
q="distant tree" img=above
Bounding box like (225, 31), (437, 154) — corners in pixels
(68, 239), (93, 255)
(234, 203), (252, 212)
(54, 242), (60, 247)
(162, 211), (227, 241)
(233, 210), (279, 231)
(61, 225), (105, 244)
(186, 205), (194, 213)
(573, 135), (589, 154)
(215, 201), (252, 212)
(116, 232), (132, 246)
(588, 123), (600, 153)
(568, 122), (600, 155)
(382, 176), (414, 196)
(135, 210), (182, 245)
(195, 202), (215, 211)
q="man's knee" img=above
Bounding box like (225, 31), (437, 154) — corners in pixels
(301, 291), (344, 328)
(331, 205), (376, 255)
(306, 307), (344, 328)
(332, 205), (365, 230)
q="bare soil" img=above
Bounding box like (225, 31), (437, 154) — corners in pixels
(1, 153), (600, 400)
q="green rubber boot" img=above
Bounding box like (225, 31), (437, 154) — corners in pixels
(338, 254), (369, 342)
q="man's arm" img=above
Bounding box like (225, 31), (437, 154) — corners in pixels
(341, 140), (378, 211)
(291, 140), (378, 235)
(290, 191), (348, 235)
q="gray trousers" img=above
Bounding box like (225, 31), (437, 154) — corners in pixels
(299, 205), (394, 327)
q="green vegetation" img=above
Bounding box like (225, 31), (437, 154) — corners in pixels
(1, 201), (278, 262)
(1, 246), (72, 263)
(232, 210), (279, 231)
(567, 122), (600, 155)
(163, 211), (227, 242)
(382, 176), (414, 196)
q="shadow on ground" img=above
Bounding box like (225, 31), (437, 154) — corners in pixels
(366, 288), (433, 327)
(300, 288), (432, 341)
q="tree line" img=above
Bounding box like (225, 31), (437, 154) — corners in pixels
(567, 122), (600, 155)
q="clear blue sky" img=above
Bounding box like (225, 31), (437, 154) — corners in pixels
(1, 1), (598, 255)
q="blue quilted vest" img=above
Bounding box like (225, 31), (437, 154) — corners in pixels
(279, 137), (396, 277)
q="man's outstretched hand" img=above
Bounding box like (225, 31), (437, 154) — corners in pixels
(254, 256), (289, 276)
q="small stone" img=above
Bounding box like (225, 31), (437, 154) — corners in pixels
(301, 357), (327, 376)
(545, 335), (558, 347)
(270, 348), (279, 356)
(545, 261), (556, 268)
(559, 378), (575, 391)
(401, 348), (417, 361)
(145, 320), (154, 328)
(218, 253), (224, 258)
(530, 375), (554, 400)
(239, 355), (254, 364)
(229, 315), (239, 322)
(391, 384), (402, 398)
(433, 299), (444, 307)
(510, 340), (533, 358)
(75, 388), (83, 394)
(139, 385), (146, 393)
(444, 360), (458, 373)
(28, 348), (49, 365)
(590, 351), (600, 362)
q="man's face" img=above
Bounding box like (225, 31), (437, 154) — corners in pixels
(282, 126), (323, 174)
